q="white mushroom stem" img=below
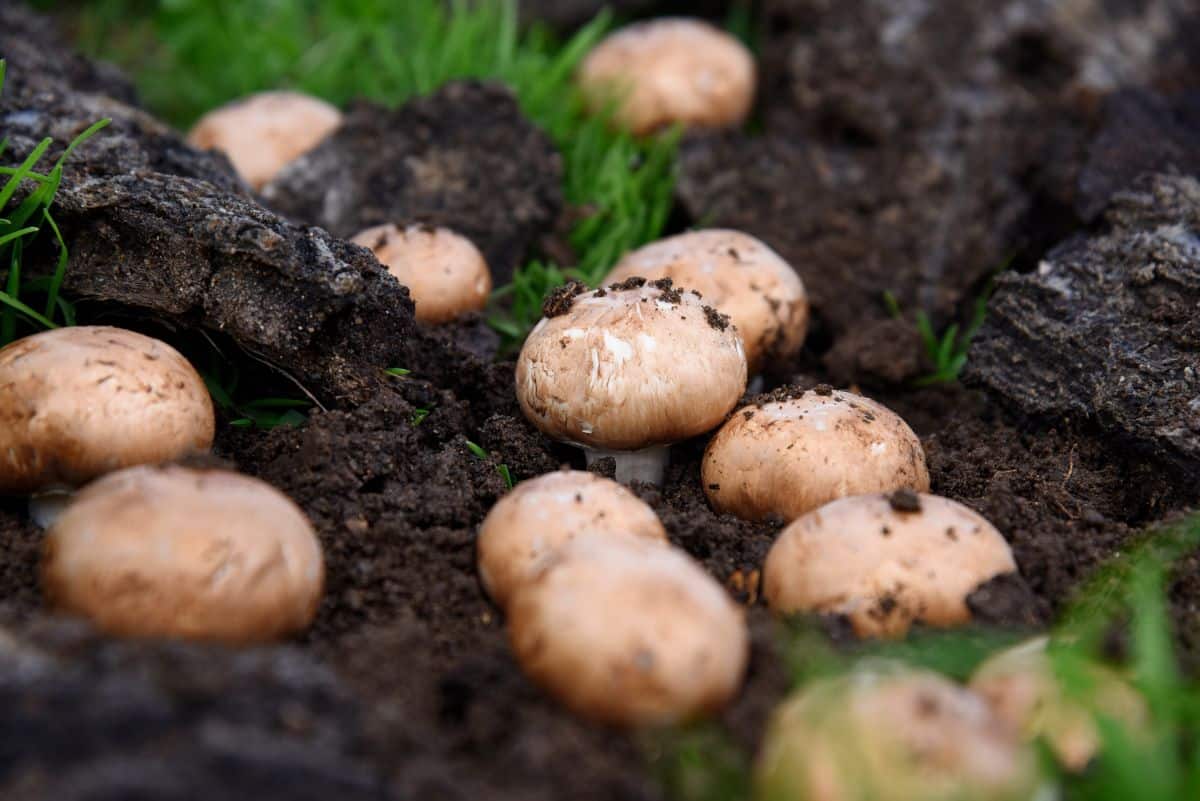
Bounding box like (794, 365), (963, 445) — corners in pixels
(583, 445), (669, 485)
(28, 488), (74, 529)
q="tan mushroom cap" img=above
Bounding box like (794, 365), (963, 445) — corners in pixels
(477, 469), (667, 608)
(351, 223), (492, 324)
(764, 492), (1017, 638)
(508, 535), (748, 726)
(579, 18), (755, 135)
(0, 326), (215, 495)
(42, 465), (324, 643)
(756, 664), (1042, 801)
(606, 230), (808, 372)
(702, 388), (929, 522)
(516, 280), (747, 451)
(187, 90), (342, 190)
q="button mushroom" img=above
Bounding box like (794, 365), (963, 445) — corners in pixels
(763, 491), (1018, 637)
(508, 534), (748, 726)
(187, 90), (342, 190)
(578, 18), (755, 136)
(516, 278), (747, 484)
(605, 229), (808, 374)
(702, 386), (929, 522)
(42, 465), (324, 643)
(477, 469), (667, 608)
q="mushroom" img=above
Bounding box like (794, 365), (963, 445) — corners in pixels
(578, 18), (755, 136)
(516, 278), (747, 484)
(187, 90), (342, 190)
(350, 223), (492, 323)
(605, 230), (808, 374)
(970, 637), (1148, 771)
(702, 386), (929, 522)
(42, 465), (324, 643)
(476, 469), (667, 608)
(756, 663), (1043, 801)
(763, 491), (1018, 637)
(508, 534), (747, 726)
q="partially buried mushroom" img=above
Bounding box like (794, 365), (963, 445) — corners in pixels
(351, 223), (492, 323)
(477, 469), (667, 608)
(516, 278), (747, 484)
(763, 491), (1017, 638)
(42, 465), (324, 643)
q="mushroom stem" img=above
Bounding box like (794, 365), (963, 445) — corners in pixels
(584, 445), (669, 485)
(28, 488), (73, 529)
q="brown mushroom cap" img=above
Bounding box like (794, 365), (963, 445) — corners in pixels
(764, 492), (1017, 637)
(508, 535), (748, 726)
(187, 90), (342, 190)
(351, 223), (492, 323)
(702, 388), (929, 522)
(0, 326), (215, 494)
(578, 18), (755, 135)
(477, 470), (667, 608)
(606, 230), (808, 372)
(42, 465), (324, 643)
(516, 280), (747, 451)
(756, 664), (1042, 801)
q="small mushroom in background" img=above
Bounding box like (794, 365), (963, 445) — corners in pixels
(578, 18), (755, 136)
(42, 465), (324, 643)
(508, 534), (748, 727)
(763, 491), (1018, 638)
(0, 326), (215, 526)
(969, 637), (1149, 772)
(756, 663), (1044, 801)
(703, 386), (929, 522)
(516, 278), (747, 484)
(477, 469), (667, 608)
(187, 90), (342, 190)
(350, 223), (492, 323)
(605, 229), (808, 375)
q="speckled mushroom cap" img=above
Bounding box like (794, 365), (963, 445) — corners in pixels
(756, 664), (1042, 801)
(764, 492), (1017, 637)
(477, 469), (667, 608)
(515, 278), (748, 451)
(187, 90), (342, 190)
(578, 18), (756, 135)
(606, 230), (808, 372)
(702, 387), (929, 522)
(42, 465), (324, 643)
(508, 535), (748, 726)
(0, 326), (215, 494)
(351, 223), (492, 323)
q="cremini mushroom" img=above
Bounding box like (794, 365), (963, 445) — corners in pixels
(763, 491), (1017, 637)
(703, 386), (929, 522)
(516, 278), (747, 484)
(756, 663), (1043, 801)
(351, 223), (492, 323)
(42, 465), (324, 643)
(508, 534), (747, 727)
(187, 90), (342, 190)
(477, 469), (667, 608)
(578, 18), (755, 135)
(605, 230), (808, 373)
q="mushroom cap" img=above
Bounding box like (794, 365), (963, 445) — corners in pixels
(578, 18), (756, 135)
(477, 469), (667, 608)
(351, 223), (492, 324)
(756, 664), (1042, 801)
(508, 535), (748, 726)
(0, 326), (215, 494)
(516, 280), (747, 451)
(42, 465), (324, 643)
(187, 90), (342, 190)
(763, 492), (1017, 637)
(702, 388), (929, 522)
(606, 230), (808, 372)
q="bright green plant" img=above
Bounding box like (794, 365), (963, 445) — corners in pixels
(883, 281), (994, 386)
(202, 356), (310, 430)
(464, 438), (514, 489)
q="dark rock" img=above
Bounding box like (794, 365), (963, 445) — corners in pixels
(966, 572), (1048, 628)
